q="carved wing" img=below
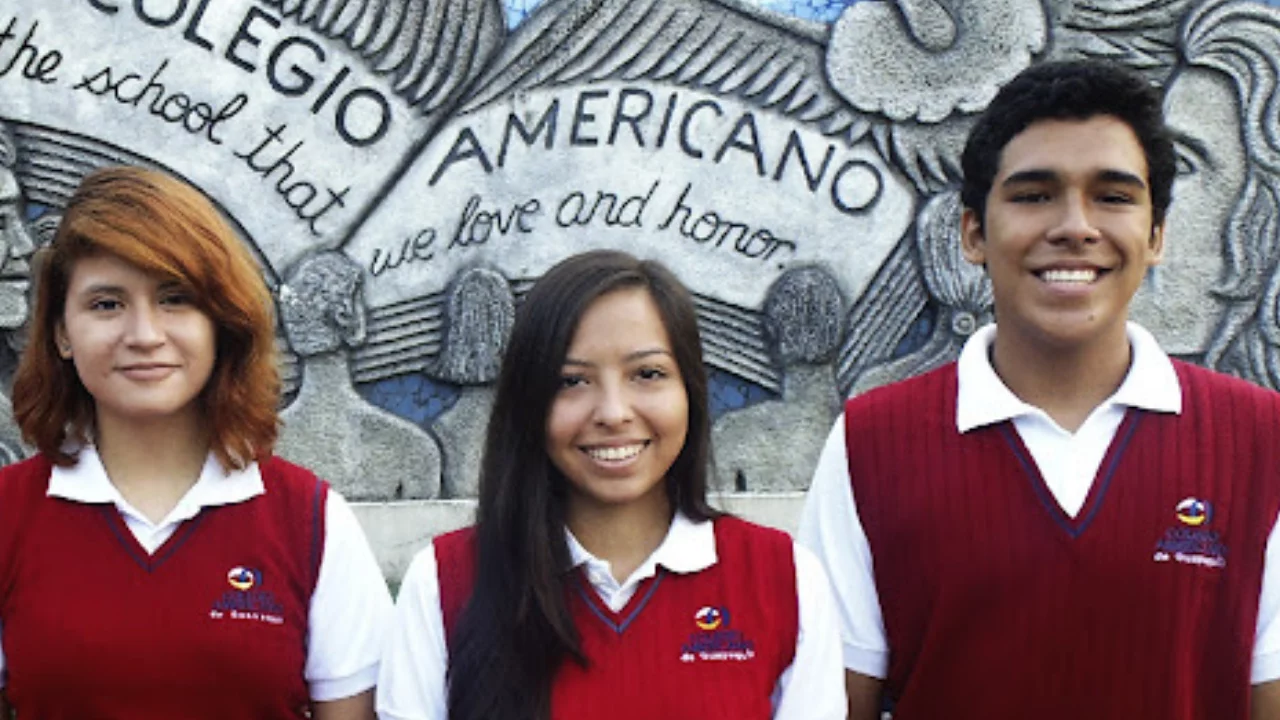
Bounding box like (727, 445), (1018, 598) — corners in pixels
(344, 281), (781, 394)
(8, 123), (147, 210)
(260, 0), (508, 116)
(694, 294), (780, 394)
(1048, 0), (1198, 79)
(458, 0), (871, 144)
(6, 122), (276, 280)
(835, 236), (928, 394)
(8, 122), (280, 285)
(350, 292), (447, 384)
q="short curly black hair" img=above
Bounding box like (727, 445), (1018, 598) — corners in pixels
(960, 60), (1175, 230)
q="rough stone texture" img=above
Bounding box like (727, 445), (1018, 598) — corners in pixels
(430, 267), (513, 386)
(714, 266), (844, 491)
(0, 126), (31, 464)
(852, 189), (992, 393)
(2, 0), (1279, 578)
(276, 251), (443, 500)
(826, 0), (1047, 122)
(713, 364), (841, 490)
(431, 386), (495, 499)
(427, 267), (511, 498)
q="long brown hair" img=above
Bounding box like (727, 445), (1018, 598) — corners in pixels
(13, 166), (280, 469)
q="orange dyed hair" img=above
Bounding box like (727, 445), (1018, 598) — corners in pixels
(12, 166), (280, 469)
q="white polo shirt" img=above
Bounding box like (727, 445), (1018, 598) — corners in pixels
(376, 512), (847, 720)
(798, 322), (1280, 683)
(0, 446), (393, 701)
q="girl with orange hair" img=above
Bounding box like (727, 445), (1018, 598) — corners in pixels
(0, 166), (390, 719)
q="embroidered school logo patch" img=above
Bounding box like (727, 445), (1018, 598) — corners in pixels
(680, 605), (756, 663)
(1175, 497), (1212, 526)
(209, 566), (285, 625)
(694, 606), (725, 631)
(1154, 498), (1227, 569)
(227, 566), (260, 591)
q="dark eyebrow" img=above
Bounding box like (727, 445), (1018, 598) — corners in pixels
(79, 283), (125, 296)
(1096, 169), (1148, 188)
(1001, 168), (1147, 188)
(1000, 169), (1057, 187)
(626, 348), (673, 362)
(561, 348), (673, 367)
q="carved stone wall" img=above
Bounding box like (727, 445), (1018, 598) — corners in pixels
(2, 0), (1278, 579)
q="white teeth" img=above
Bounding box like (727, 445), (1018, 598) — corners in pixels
(1040, 268), (1098, 284)
(586, 444), (644, 462)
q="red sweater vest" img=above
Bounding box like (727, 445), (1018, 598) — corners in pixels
(435, 516), (798, 719)
(846, 361), (1280, 719)
(0, 454), (327, 719)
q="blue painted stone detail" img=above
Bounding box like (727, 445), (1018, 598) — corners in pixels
(709, 369), (776, 421)
(357, 375), (460, 426)
(893, 303), (937, 360)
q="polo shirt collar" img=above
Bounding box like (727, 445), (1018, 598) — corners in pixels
(566, 511), (717, 576)
(47, 445), (264, 524)
(956, 321), (1182, 433)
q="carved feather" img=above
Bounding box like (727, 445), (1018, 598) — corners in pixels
(259, 0), (507, 114)
(458, 0), (871, 144)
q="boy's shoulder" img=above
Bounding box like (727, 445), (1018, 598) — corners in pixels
(844, 362), (957, 427)
(1173, 360), (1280, 409)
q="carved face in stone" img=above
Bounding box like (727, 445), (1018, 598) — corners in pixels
(0, 166), (35, 330)
(279, 252), (367, 358)
(1128, 67), (1246, 355)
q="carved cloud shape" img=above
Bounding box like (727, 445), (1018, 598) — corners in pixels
(826, 0), (1047, 123)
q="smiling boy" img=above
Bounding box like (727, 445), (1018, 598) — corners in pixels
(799, 60), (1280, 719)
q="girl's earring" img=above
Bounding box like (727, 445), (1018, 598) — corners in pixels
(58, 343), (72, 359)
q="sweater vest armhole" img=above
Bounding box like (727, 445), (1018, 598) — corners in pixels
(258, 457), (330, 597)
(713, 517), (800, 673)
(434, 527), (478, 651)
(307, 475), (329, 595)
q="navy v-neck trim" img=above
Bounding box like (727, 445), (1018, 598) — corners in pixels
(997, 410), (1143, 539)
(97, 504), (206, 573)
(574, 568), (665, 635)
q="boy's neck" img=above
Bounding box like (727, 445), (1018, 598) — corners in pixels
(990, 323), (1133, 433)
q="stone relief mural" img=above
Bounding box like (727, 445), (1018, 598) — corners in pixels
(428, 266), (513, 499)
(713, 266), (844, 491)
(0, 0), (1277, 499)
(276, 249), (444, 500)
(0, 125), (34, 465)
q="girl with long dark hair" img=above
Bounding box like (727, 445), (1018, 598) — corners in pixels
(378, 250), (845, 719)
